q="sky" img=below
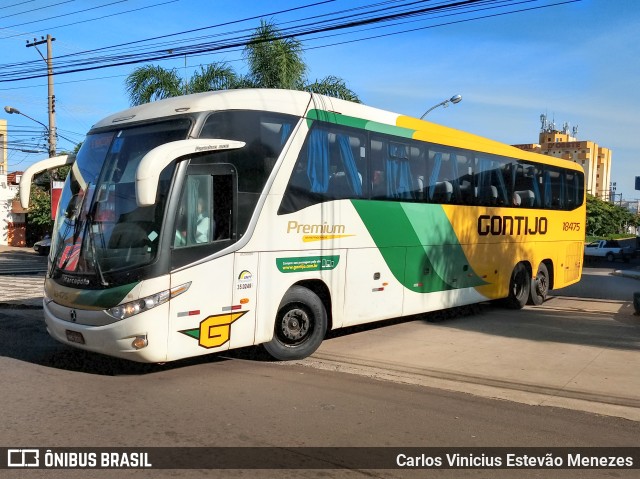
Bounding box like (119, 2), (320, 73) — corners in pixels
(1, 0), (639, 200)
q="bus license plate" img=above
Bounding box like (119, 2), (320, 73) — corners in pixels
(66, 330), (85, 345)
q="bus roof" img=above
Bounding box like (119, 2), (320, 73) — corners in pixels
(91, 89), (314, 129)
(91, 88), (582, 172)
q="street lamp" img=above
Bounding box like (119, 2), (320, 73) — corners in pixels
(4, 105), (55, 157)
(420, 94), (462, 119)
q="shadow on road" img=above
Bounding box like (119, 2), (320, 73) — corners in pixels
(3, 294), (639, 376)
(0, 309), (265, 376)
(321, 300), (640, 352)
(419, 299), (640, 352)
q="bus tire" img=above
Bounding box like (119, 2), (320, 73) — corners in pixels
(504, 263), (530, 309)
(263, 286), (328, 361)
(529, 262), (549, 305)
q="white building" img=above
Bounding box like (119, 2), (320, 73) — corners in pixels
(0, 119), (26, 246)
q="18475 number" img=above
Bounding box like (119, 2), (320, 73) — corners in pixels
(563, 222), (581, 231)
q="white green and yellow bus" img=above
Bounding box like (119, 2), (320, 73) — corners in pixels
(20, 89), (585, 363)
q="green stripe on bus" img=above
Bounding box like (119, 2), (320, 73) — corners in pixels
(306, 110), (415, 138)
(351, 200), (486, 293)
(44, 278), (139, 309)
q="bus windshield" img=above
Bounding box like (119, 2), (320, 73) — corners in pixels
(50, 119), (191, 284)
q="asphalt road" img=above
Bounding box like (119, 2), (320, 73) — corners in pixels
(1, 303), (639, 479)
(1, 250), (639, 478)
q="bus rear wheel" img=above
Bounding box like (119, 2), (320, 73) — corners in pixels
(504, 263), (530, 309)
(263, 286), (327, 361)
(529, 262), (549, 305)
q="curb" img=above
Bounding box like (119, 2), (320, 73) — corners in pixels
(612, 270), (640, 281)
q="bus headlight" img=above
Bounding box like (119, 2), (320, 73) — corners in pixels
(106, 282), (191, 320)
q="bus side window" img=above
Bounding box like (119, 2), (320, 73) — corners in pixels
(370, 139), (386, 199)
(410, 145), (426, 201)
(279, 124), (366, 214)
(427, 151), (453, 204)
(327, 131), (365, 199)
(385, 141), (413, 200)
(474, 156), (510, 207)
(369, 137), (416, 201)
(544, 168), (567, 210)
(512, 163), (540, 208)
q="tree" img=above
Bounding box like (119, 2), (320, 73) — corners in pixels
(125, 65), (183, 105)
(244, 20), (306, 90)
(125, 20), (360, 106)
(19, 184), (54, 244)
(19, 142), (83, 244)
(304, 75), (361, 103)
(188, 64), (239, 93)
(586, 194), (636, 237)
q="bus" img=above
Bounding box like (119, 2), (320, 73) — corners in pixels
(20, 89), (585, 363)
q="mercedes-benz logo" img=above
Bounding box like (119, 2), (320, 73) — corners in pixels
(70, 309), (77, 322)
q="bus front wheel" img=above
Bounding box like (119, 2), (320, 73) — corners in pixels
(504, 263), (530, 309)
(529, 262), (549, 305)
(263, 286), (328, 361)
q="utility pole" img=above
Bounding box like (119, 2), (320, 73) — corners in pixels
(26, 34), (56, 158)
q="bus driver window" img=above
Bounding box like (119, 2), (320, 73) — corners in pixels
(174, 175), (214, 247)
(195, 198), (214, 243)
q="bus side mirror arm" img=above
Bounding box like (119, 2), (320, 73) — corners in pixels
(19, 155), (74, 209)
(135, 139), (245, 206)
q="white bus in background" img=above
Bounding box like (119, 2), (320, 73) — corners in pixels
(20, 89), (584, 363)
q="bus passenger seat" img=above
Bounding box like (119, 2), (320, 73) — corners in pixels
(415, 176), (425, 200)
(432, 181), (453, 203)
(476, 185), (498, 205)
(512, 192), (521, 206)
(515, 189), (535, 207)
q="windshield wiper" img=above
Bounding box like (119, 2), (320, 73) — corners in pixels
(56, 184), (90, 272)
(48, 221), (72, 278)
(87, 202), (109, 287)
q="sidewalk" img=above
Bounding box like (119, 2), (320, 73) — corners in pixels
(0, 274), (45, 308)
(0, 245), (46, 308)
(0, 245), (37, 254)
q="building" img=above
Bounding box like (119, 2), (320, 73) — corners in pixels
(1, 172), (26, 246)
(512, 115), (612, 199)
(0, 119), (27, 246)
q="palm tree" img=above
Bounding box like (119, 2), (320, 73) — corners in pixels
(125, 65), (183, 106)
(187, 64), (239, 93)
(125, 20), (360, 106)
(126, 63), (239, 105)
(304, 75), (361, 103)
(244, 20), (306, 90)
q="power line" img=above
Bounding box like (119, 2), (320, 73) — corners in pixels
(3, 1), (36, 9)
(0, 0), (464, 72)
(0, 0), (179, 41)
(0, 0), (76, 23)
(0, 0), (124, 31)
(1, 0), (551, 81)
(0, 0), (581, 92)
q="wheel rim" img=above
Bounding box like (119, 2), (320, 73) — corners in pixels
(535, 271), (548, 297)
(278, 307), (311, 344)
